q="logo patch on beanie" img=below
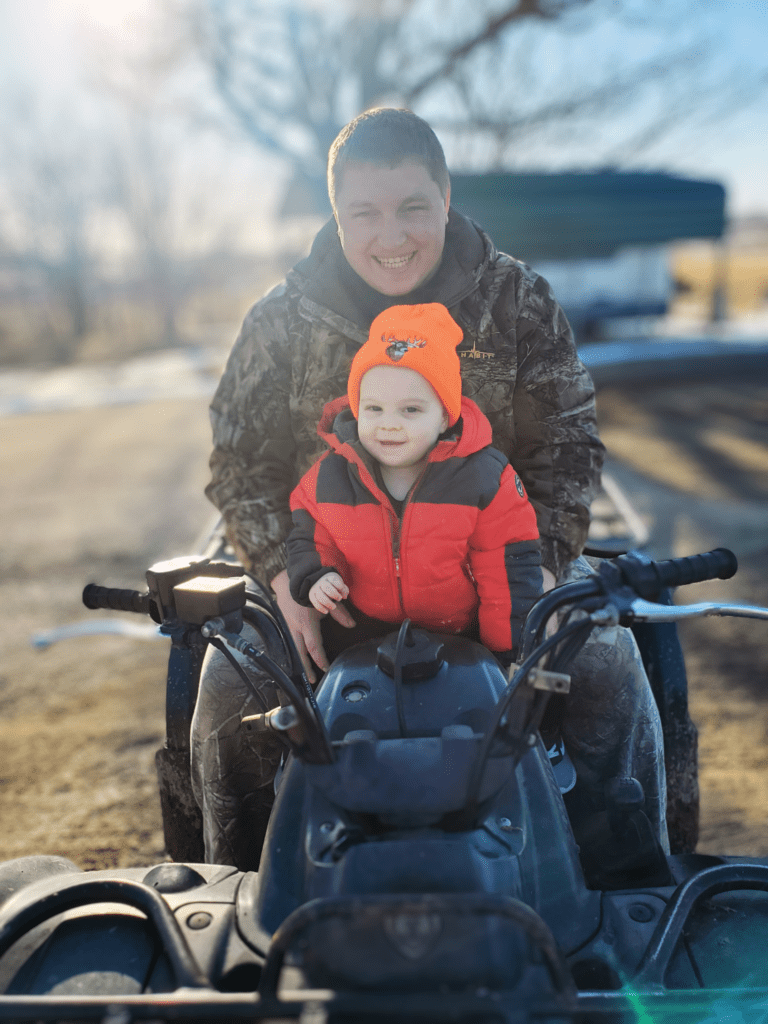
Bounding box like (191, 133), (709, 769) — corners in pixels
(382, 333), (427, 362)
(515, 474), (525, 498)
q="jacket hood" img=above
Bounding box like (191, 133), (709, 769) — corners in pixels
(317, 393), (493, 467)
(289, 208), (491, 333)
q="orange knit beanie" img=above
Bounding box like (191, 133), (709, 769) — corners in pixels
(348, 303), (464, 426)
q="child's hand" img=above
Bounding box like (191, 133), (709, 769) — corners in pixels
(309, 572), (349, 615)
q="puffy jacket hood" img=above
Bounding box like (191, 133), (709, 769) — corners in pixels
(316, 393), (493, 468)
(289, 208), (491, 332)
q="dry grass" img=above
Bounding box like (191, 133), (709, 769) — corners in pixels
(0, 254), (297, 368)
(671, 241), (768, 315)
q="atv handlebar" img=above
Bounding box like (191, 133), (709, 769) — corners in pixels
(612, 547), (738, 598)
(519, 547), (739, 661)
(82, 547), (749, 771)
(82, 547), (739, 632)
(82, 584), (150, 615)
(472, 546), (744, 806)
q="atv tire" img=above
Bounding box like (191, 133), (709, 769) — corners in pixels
(156, 746), (204, 863)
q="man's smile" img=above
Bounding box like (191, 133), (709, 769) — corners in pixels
(373, 253), (417, 269)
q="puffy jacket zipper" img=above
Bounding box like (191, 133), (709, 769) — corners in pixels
(388, 467), (428, 616)
(389, 509), (405, 613)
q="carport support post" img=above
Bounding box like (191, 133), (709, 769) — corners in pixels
(710, 238), (728, 324)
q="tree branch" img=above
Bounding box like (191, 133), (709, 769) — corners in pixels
(428, 43), (706, 146)
(403, 0), (592, 103)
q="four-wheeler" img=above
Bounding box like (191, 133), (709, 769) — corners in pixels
(2, 546), (768, 1023)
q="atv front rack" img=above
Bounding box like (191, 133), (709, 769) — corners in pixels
(5, 862), (768, 1022)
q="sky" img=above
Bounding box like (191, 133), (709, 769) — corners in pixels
(0, 0), (766, 221)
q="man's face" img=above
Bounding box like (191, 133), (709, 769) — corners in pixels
(357, 365), (448, 472)
(334, 160), (450, 296)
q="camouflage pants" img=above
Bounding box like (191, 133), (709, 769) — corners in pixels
(190, 556), (669, 871)
(555, 557), (669, 855)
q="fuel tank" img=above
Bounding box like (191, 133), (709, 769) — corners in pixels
(255, 632), (601, 956)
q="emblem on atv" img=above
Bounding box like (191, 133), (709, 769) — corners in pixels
(383, 911), (442, 959)
(383, 333), (427, 362)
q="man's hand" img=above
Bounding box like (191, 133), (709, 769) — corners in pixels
(271, 569), (356, 683)
(309, 572), (350, 615)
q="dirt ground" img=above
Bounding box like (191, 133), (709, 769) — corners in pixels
(0, 379), (767, 869)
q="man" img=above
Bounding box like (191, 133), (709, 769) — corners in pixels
(192, 107), (667, 869)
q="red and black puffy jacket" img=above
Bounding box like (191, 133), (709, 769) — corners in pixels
(287, 395), (542, 653)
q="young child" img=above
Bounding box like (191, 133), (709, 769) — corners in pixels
(286, 303), (543, 663)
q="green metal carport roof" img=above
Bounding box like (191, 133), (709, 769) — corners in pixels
(448, 171), (726, 261)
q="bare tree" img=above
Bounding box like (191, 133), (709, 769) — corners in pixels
(0, 93), (110, 356)
(187, 0), (601, 176)
(0, 68), (247, 364)
(108, 105), (253, 349)
(110, 114), (188, 348)
(186, 0), (415, 179)
(178, 0), (766, 192)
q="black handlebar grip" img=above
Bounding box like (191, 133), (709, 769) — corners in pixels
(82, 584), (150, 615)
(616, 548), (738, 598)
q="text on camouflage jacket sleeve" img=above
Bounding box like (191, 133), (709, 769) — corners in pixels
(205, 287), (299, 584)
(509, 267), (604, 577)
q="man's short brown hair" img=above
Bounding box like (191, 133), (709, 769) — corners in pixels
(327, 108), (450, 212)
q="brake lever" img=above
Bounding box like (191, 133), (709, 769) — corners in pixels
(627, 598), (768, 623)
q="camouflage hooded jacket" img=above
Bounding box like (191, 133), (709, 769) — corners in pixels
(206, 209), (605, 584)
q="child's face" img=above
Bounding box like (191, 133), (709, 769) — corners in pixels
(357, 366), (449, 470)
